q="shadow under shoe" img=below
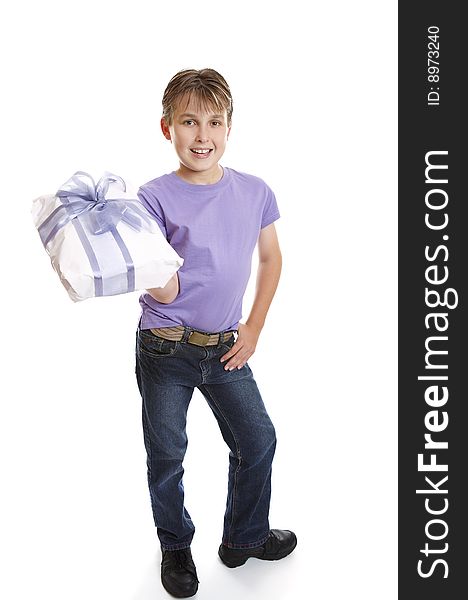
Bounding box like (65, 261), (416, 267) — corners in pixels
(218, 529), (297, 568)
(161, 547), (199, 598)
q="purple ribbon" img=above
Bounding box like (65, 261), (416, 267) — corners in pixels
(38, 171), (151, 244)
(38, 171), (152, 297)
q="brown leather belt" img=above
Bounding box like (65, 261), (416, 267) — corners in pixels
(149, 325), (236, 346)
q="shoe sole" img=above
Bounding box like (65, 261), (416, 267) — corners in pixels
(161, 579), (199, 598)
(219, 536), (297, 568)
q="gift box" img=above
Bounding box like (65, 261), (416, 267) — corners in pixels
(32, 171), (184, 302)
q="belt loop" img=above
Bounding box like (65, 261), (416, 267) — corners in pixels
(181, 327), (192, 343)
(220, 331), (225, 344)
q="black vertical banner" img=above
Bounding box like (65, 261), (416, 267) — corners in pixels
(399, 2), (467, 598)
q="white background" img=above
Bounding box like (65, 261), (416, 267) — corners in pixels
(1, 1), (397, 599)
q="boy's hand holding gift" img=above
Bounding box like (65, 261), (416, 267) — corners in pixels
(31, 171), (184, 302)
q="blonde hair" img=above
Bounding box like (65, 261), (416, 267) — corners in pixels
(162, 68), (233, 127)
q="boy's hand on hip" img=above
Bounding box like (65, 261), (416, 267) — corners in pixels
(220, 322), (261, 371)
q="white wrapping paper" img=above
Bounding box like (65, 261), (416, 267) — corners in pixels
(31, 173), (184, 302)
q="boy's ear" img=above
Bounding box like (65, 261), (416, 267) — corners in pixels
(161, 117), (172, 141)
(227, 125), (232, 139)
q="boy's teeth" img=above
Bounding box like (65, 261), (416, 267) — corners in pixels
(191, 149), (211, 153)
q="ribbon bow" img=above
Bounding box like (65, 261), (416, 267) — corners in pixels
(39, 171), (152, 246)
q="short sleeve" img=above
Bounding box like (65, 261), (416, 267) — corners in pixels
(137, 187), (167, 238)
(261, 184), (281, 229)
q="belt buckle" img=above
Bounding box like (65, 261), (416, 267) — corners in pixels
(188, 330), (212, 346)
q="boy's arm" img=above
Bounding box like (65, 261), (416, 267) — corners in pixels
(221, 222), (282, 370)
(147, 272), (180, 303)
(246, 222), (282, 332)
(139, 187), (180, 303)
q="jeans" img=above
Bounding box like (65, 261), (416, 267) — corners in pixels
(135, 324), (277, 551)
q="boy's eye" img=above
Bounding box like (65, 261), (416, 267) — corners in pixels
(182, 119), (223, 126)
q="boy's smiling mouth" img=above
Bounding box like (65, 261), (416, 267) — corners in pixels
(190, 148), (213, 157)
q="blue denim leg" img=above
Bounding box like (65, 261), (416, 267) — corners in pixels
(135, 330), (196, 550)
(135, 326), (276, 550)
(198, 376), (276, 549)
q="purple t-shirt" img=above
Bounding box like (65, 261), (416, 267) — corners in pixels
(137, 166), (280, 333)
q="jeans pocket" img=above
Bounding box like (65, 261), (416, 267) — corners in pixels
(138, 329), (179, 358)
(221, 333), (236, 351)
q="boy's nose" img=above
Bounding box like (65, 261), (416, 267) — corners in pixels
(196, 126), (209, 142)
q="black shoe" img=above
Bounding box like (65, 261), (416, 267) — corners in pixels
(161, 547), (199, 598)
(218, 529), (297, 568)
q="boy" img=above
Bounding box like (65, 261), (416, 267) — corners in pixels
(135, 68), (296, 598)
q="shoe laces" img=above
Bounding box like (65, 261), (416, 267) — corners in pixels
(163, 549), (199, 581)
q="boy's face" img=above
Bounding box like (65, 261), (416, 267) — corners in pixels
(161, 95), (231, 181)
